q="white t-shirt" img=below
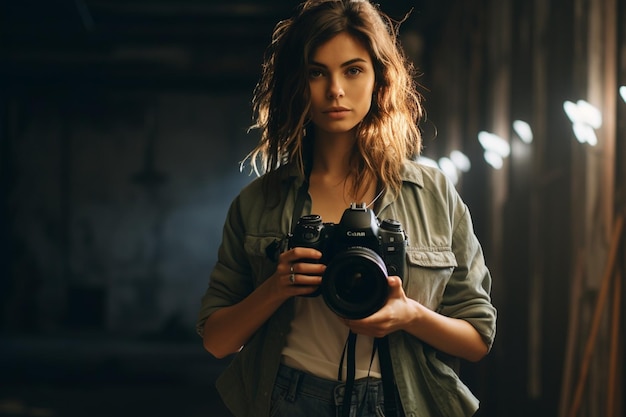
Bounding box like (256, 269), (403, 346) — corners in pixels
(281, 295), (382, 380)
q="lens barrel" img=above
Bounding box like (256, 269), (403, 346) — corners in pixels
(321, 247), (389, 319)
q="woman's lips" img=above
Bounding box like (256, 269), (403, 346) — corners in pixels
(324, 108), (350, 119)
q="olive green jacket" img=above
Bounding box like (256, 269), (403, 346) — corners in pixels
(197, 160), (497, 417)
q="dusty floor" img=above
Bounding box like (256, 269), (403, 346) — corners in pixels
(0, 336), (233, 417)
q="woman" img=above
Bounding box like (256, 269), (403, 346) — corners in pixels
(197, 1), (497, 416)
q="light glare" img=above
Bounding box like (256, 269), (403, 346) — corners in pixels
(563, 100), (602, 128)
(563, 99), (602, 146)
(478, 131), (510, 158)
(513, 120), (533, 144)
(572, 122), (598, 146)
(417, 156), (439, 168)
(450, 150), (471, 172)
(576, 100), (602, 129)
(563, 100), (579, 123)
(483, 150), (503, 170)
(620, 86), (626, 103)
(438, 157), (459, 185)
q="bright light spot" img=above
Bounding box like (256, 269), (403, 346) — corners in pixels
(449, 150), (471, 172)
(483, 150), (503, 169)
(563, 99), (601, 146)
(438, 157), (459, 185)
(620, 86), (626, 103)
(478, 131), (510, 158)
(513, 120), (533, 144)
(572, 122), (598, 146)
(563, 101), (579, 123)
(576, 100), (602, 129)
(563, 100), (602, 129)
(417, 156), (439, 168)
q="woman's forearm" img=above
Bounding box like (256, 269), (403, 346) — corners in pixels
(202, 280), (286, 359)
(404, 300), (488, 362)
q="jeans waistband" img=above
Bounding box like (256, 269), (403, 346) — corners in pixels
(275, 363), (384, 405)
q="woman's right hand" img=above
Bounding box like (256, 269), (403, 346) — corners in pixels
(270, 247), (325, 300)
(202, 247), (325, 358)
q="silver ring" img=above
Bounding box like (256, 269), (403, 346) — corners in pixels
(289, 264), (295, 284)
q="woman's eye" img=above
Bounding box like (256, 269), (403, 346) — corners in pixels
(347, 67), (362, 76)
(309, 69), (324, 78)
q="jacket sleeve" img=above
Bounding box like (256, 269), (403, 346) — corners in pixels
(196, 195), (254, 337)
(438, 200), (497, 351)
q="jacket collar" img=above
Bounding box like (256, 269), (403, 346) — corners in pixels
(400, 159), (425, 188)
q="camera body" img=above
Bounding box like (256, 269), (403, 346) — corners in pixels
(288, 202), (407, 319)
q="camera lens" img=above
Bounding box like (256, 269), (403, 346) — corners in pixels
(321, 247), (388, 319)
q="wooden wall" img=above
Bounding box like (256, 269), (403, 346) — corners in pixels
(422, 0), (625, 415)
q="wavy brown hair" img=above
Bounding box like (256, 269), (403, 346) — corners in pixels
(244, 0), (423, 195)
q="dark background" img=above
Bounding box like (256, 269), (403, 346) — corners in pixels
(1, 0), (625, 416)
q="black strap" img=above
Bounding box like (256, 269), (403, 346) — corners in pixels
(338, 333), (401, 417)
(377, 336), (401, 416)
(291, 179), (309, 234)
(340, 331), (357, 417)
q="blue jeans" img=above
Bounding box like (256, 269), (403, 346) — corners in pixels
(270, 363), (390, 417)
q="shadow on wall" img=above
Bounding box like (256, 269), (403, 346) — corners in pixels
(4, 89), (257, 339)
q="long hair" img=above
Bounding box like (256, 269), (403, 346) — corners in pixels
(244, 0), (423, 195)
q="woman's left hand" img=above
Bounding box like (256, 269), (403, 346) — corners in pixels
(342, 275), (490, 362)
(341, 275), (415, 338)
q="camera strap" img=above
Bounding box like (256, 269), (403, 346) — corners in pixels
(376, 335), (401, 416)
(338, 331), (401, 417)
(291, 179), (309, 234)
(338, 330), (358, 417)
(265, 176), (310, 262)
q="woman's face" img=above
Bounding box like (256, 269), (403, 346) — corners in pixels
(307, 32), (376, 138)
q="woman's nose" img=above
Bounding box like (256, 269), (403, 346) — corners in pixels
(327, 77), (345, 99)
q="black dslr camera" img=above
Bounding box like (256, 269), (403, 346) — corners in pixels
(288, 202), (407, 320)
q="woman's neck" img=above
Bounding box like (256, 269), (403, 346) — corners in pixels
(310, 130), (356, 179)
(307, 131), (377, 222)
